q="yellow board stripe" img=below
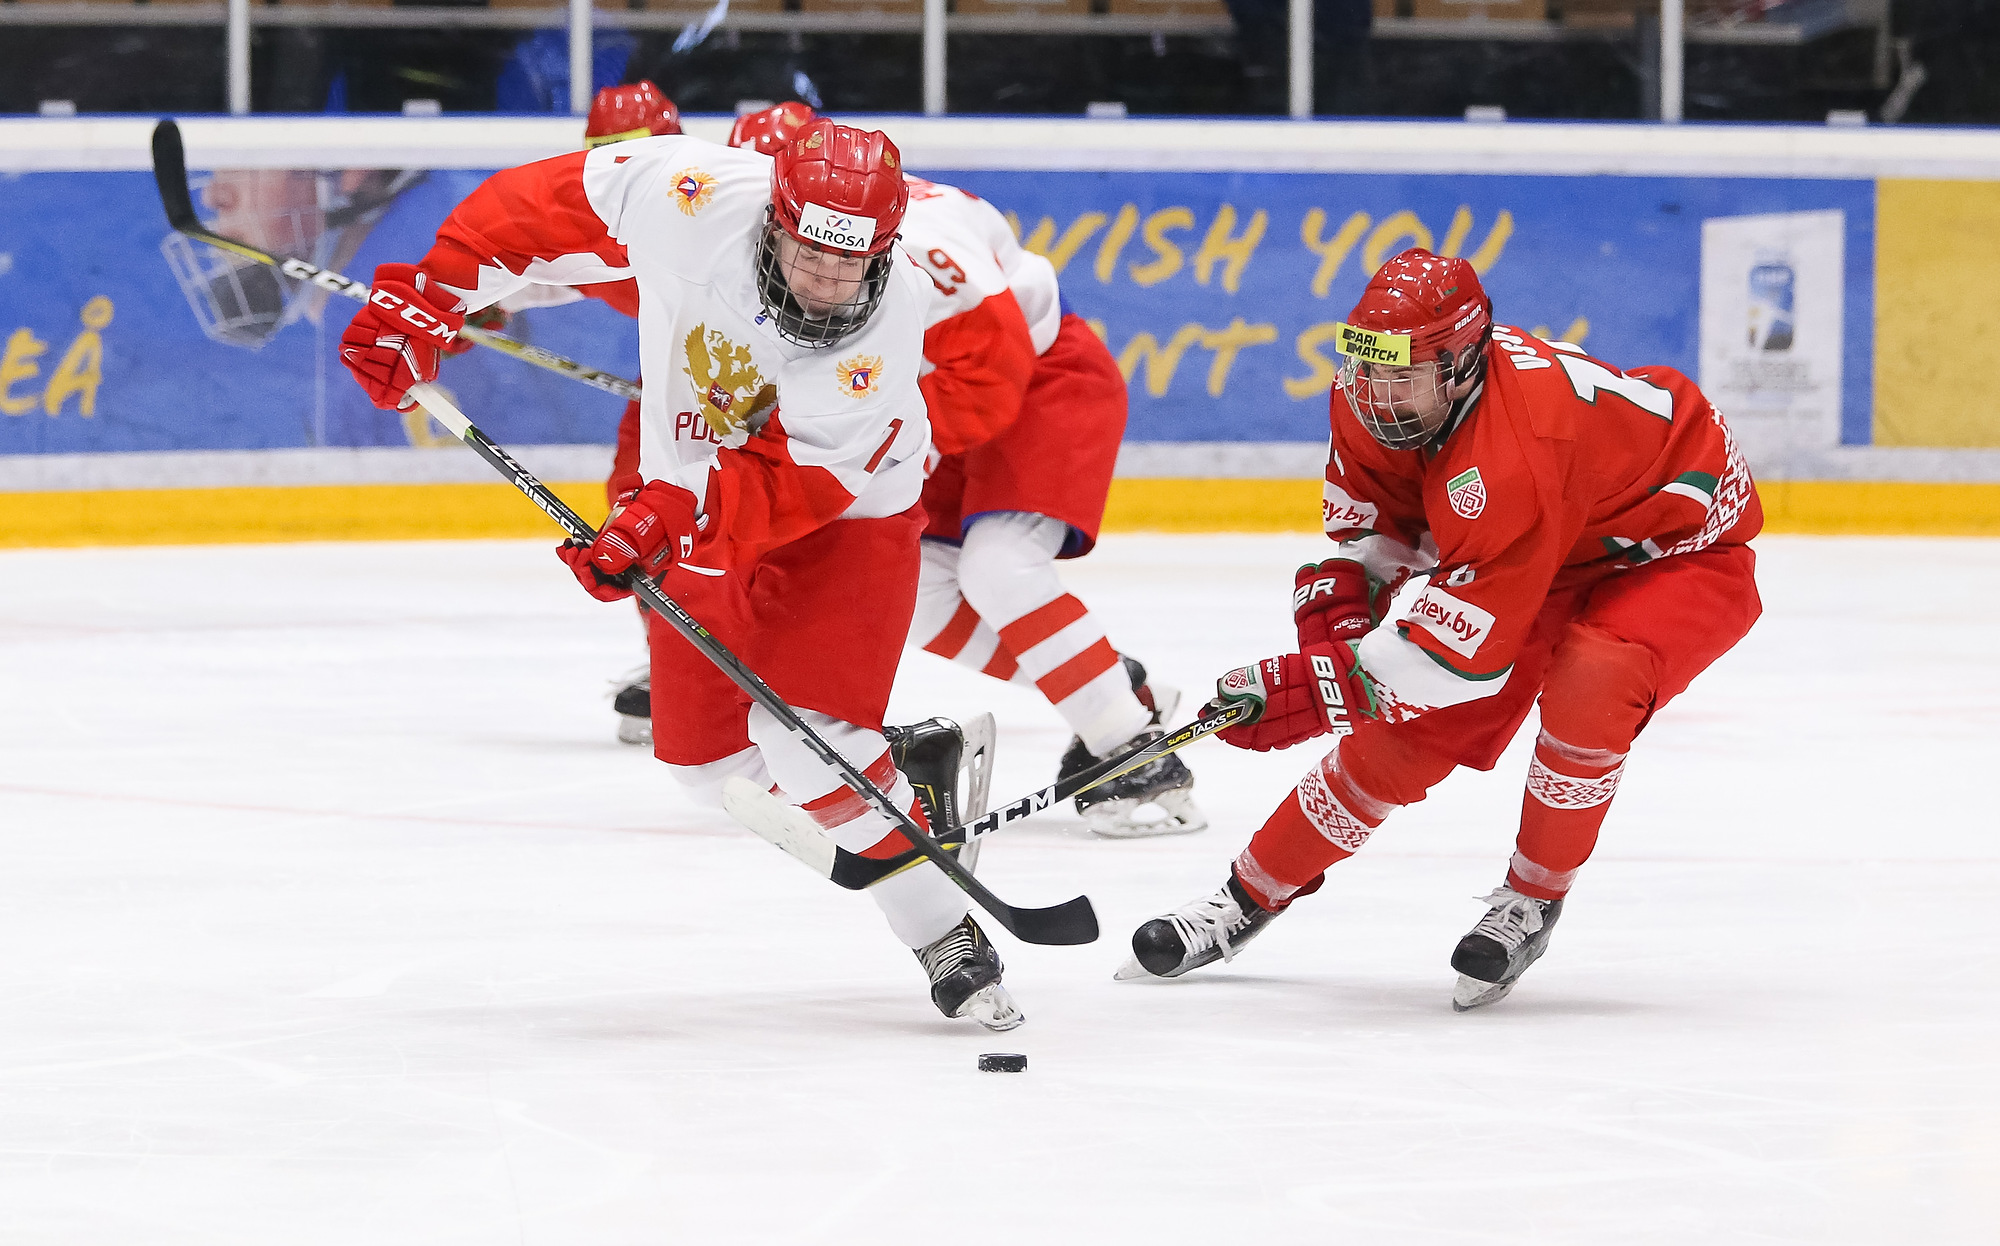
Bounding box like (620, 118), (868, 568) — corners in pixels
(0, 482), (613, 548)
(1, 478), (1997, 548)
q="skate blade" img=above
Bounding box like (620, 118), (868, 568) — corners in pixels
(616, 715), (652, 746)
(1085, 788), (1209, 839)
(1451, 974), (1517, 1012)
(961, 983), (1025, 1031)
(1113, 956), (1160, 982)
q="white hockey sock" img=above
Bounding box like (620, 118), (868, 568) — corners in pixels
(662, 744), (773, 808)
(960, 512), (1152, 756)
(747, 705), (969, 949)
(912, 539), (1034, 687)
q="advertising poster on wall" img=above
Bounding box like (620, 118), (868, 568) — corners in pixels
(1697, 209), (1848, 461)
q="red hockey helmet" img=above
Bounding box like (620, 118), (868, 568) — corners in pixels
(1335, 248), (1493, 451)
(583, 81), (682, 148)
(728, 101), (817, 156)
(755, 118), (909, 348)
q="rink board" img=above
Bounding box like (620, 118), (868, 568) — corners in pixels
(2, 116), (1998, 543)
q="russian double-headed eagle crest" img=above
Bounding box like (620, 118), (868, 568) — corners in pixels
(835, 354), (884, 399)
(669, 167), (716, 217)
(684, 326), (776, 440)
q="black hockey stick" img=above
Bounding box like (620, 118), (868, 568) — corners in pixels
(149, 119), (642, 402)
(728, 698), (1254, 890)
(403, 381), (1098, 947)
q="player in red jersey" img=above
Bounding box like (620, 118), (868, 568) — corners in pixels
(338, 114), (1025, 1030)
(1120, 248), (1762, 1010)
(727, 104), (1203, 839)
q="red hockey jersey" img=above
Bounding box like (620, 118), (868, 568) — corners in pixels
(1327, 325), (1761, 722)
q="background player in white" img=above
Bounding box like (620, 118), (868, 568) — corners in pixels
(336, 118), (1023, 1030)
(730, 104), (1205, 839)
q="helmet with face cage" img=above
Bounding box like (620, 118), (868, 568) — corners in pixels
(756, 119), (908, 348)
(1336, 248), (1493, 451)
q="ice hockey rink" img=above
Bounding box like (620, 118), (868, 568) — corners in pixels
(0, 531), (1993, 1244)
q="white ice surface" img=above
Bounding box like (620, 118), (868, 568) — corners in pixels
(0, 534), (1995, 1244)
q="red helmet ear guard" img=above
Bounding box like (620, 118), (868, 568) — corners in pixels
(583, 81), (682, 147)
(728, 102), (818, 156)
(769, 119), (908, 259)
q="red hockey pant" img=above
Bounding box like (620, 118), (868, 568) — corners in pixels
(1237, 544), (1762, 909)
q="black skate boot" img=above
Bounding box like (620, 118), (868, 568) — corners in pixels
(1059, 655), (1204, 838)
(1115, 870), (1281, 980)
(612, 666), (651, 746)
(915, 914), (1024, 1030)
(1449, 886), (1565, 1012)
(1121, 654), (1181, 728)
(884, 713), (996, 871)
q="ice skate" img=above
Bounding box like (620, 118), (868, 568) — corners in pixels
(612, 665), (651, 746)
(915, 914), (1023, 1030)
(1449, 886), (1565, 1012)
(884, 713), (996, 872)
(1115, 872), (1279, 980)
(1122, 654), (1182, 728)
(1059, 656), (1204, 838)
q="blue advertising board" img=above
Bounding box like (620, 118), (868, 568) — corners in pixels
(0, 162), (1874, 455)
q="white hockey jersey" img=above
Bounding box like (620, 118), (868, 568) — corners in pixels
(416, 136), (933, 564)
(897, 176), (1061, 455)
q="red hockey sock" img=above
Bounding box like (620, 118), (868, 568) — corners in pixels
(1236, 751), (1397, 909)
(1510, 729), (1626, 900)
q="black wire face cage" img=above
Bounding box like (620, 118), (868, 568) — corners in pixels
(1338, 337), (1489, 452)
(754, 215), (895, 349)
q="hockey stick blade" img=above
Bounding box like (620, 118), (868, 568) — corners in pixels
(151, 119), (199, 232)
(149, 121), (641, 401)
(407, 383), (1097, 948)
(723, 777), (1097, 943)
(746, 700), (1256, 892)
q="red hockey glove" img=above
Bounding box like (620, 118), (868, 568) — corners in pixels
(1292, 557), (1404, 651)
(338, 263), (465, 409)
(1211, 647), (1377, 752)
(556, 480), (700, 602)
(443, 304), (508, 356)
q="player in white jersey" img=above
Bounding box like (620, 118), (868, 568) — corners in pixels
(729, 105), (1207, 839)
(336, 119), (1023, 1030)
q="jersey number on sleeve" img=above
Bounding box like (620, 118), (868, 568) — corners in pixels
(921, 248), (966, 296)
(1556, 354), (1674, 421)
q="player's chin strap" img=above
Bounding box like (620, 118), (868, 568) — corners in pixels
(1427, 375), (1486, 452)
(404, 380), (1098, 949)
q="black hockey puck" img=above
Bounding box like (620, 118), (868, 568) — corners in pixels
(978, 1052), (1027, 1073)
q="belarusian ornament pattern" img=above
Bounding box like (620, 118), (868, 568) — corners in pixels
(1526, 757), (1625, 810)
(1297, 761), (1376, 851)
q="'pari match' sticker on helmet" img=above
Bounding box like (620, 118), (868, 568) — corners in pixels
(797, 202), (877, 252)
(1334, 323), (1412, 366)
